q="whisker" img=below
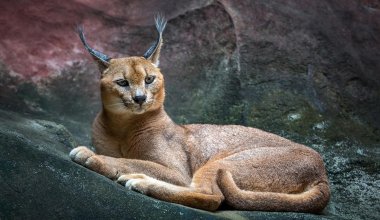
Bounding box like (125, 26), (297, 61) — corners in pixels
(106, 102), (125, 107)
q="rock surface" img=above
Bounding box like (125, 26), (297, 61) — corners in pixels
(0, 110), (330, 220)
(0, 0), (379, 219)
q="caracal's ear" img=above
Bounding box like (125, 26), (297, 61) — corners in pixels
(143, 14), (167, 67)
(77, 26), (111, 73)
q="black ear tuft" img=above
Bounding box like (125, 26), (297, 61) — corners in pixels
(143, 14), (167, 66)
(76, 25), (111, 71)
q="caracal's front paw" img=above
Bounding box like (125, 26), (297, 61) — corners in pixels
(69, 146), (95, 165)
(69, 146), (117, 179)
(69, 146), (100, 170)
(117, 174), (153, 194)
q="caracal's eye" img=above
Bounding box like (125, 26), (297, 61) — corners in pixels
(115, 79), (129, 87)
(145, 75), (156, 84)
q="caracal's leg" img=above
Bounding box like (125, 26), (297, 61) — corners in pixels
(214, 146), (330, 213)
(70, 146), (224, 211)
(69, 146), (189, 185)
(116, 161), (226, 211)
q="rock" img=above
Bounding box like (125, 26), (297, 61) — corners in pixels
(1, 0), (380, 132)
(0, 109), (330, 219)
(0, 0), (379, 219)
(0, 110), (210, 219)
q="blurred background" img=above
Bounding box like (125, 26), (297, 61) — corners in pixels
(0, 0), (379, 219)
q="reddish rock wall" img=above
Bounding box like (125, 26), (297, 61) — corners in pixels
(0, 2), (379, 218)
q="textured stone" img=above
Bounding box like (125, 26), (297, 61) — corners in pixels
(0, 0), (379, 219)
(0, 110), (330, 220)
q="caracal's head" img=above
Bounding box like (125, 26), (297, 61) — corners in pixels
(77, 16), (167, 115)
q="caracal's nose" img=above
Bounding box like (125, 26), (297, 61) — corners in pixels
(133, 95), (147, 105)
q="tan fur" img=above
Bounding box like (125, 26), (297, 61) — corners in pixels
(70, 34), (330, 213)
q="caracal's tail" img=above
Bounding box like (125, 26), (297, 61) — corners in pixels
(217, 170), (330, 213)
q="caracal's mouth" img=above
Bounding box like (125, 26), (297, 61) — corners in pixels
(128, 103), (149, 114)
(119, 99), (152, 114)
(133, 105), (145, 114)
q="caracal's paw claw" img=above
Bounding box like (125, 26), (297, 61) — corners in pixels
(117, 174), (151, 194)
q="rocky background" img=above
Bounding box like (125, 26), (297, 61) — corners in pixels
(0, 0), (379, 219)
